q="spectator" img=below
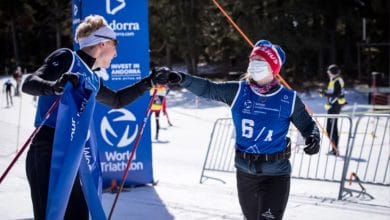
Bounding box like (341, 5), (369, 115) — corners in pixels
(319, 64), (347, 155)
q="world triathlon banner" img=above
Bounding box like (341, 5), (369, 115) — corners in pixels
(72, 0), (153, 188)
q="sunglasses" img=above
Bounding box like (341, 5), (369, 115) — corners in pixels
(94, 34), (118, 47)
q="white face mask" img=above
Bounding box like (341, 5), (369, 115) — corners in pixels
(247, 60), (271, 81)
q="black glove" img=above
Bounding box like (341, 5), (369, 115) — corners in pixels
(150, 67), (182, 85)
(150, 67), (170, 85)
(52, 72), (79, 95)
(167, 71), (182, 85)
(304, 135), (320, 155)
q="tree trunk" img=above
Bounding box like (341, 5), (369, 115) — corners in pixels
(318, 46), (324, 76)
(184, 56), (194, 74)
(183, 0), (197, 74)
(10, 19), (20, 67)
(56, 23), (61, 48)
(329, 30), (336, 63)
(165, 43), (172, 69)
(189, 0), (197, 74)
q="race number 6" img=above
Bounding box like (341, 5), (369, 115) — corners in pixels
(242, 119), (254, 138)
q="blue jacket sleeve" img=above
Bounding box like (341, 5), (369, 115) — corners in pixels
(179, 72), (239, 106)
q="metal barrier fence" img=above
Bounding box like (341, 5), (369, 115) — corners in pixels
(288, 114), (352, 183)
(339, 113), (390, 199)
(199, 113), (390, 200)
(199, 118), (236, 183)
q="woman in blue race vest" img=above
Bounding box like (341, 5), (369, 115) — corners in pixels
(162, 40), (321, 220)
(22, 15), (169, 220)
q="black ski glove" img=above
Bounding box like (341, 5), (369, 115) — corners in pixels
(304, 135), (320, 155)
(150, 67), (182, 85)
(167, 71), (182, 85)
(151, 67), (170, 85)
(52, 72), (79, 95)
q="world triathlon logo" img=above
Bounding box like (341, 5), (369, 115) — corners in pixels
(244, 99), (253, 110)
(100, 109), (138, 148)
(106, 0), (126, 15)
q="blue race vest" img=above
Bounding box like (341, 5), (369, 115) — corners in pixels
(231, 81), (296, 154)
(46, 49), (105, 220)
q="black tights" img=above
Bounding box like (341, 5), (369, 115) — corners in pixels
(327, 104), (342, 149)
(236, 170), (290, 220)
(154, 111), (161, 139)
(26, 127), (88, 220)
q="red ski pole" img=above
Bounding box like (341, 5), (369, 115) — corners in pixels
(0, 98), (60, 184)
(108, 88), (158, 220)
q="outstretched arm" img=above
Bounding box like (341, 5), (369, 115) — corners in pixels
(96, 67), (172, 109)
(96, 76), (153, 109)
(179, 72), (239, 106)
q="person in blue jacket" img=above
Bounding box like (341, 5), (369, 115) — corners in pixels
(162, 40), (321, 220)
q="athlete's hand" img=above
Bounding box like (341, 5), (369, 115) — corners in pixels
(52, 72), (79, 95)
(304, 135), (320, 155)
(166, 71), (182, 85)
(150, 67), (182, 85)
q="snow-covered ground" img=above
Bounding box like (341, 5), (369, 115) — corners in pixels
(0, 76), (389, 220)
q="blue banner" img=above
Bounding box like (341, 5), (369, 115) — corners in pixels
(46, 52), (103, 219)
(72, 0), (153, 188)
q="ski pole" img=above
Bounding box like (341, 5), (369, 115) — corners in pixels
(16, 90), (23, 153)
(0, 98), (60, 184)
(108, 87), (158, 220)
